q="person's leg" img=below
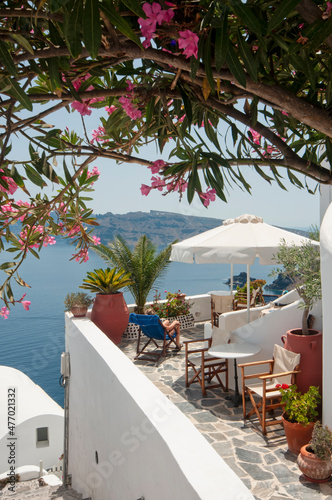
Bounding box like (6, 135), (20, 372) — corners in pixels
(166, 320), (181, 349)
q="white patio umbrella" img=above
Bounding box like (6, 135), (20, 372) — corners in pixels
(170, 214), (319, 321)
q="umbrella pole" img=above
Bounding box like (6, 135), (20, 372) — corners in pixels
(230, 263), (234, 297)
(247, 264), (250, 323)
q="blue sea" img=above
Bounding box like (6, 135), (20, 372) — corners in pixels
(0, 242), (278, 407)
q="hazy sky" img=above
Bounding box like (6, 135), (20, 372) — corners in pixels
(21, 104), (322, 229)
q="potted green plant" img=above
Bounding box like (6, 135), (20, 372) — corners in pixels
(92, 235), (176, 314)
(151, 290), (194, 328)
(80, 267), (133, 344)
(297, 422), (332, 482)
(64, 292), (93, 317)
(278, 383), (321, 455)
(272, 238), (322, 394)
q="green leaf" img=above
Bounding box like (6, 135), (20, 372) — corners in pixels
(24, 164), (46, 187)
(100, 0), (143, 48)
(187, 156), (199, 204)
(0, 262), (16, 271)
(237, 29), (257, 81)
(204, 32), (215, 91)
(145, 97), (155, 127)
(4, 77), (33, 111)
(178, 84), (193, 126)
(121, 0), (145, 17)
(63, 159), (75, 187)
(83, 0), (102, 59)
(64, 0), (83, 58)
(0, 40), (17, 76)
(191, 36), (204, 80)
(229, 0), (262, 37)
(307, 17), (332, 51)
(46, 58), (62, 91)
(10, 34), (34, 55)
(325, 138), (332, 168)
(268, 0), (301, 33)
(215, 6), (229, 71)
(226, 44), (246, 88)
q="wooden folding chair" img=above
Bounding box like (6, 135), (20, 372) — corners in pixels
(210, 294), (233, 327)
(238, 344), (301, 434)
(129, 313), (178, 362)
(184, 326), (229, 397)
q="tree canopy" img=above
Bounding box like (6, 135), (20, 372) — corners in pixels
(1, 0), (332, 312)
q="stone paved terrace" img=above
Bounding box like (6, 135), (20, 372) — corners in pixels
(119, 323), (332, 500)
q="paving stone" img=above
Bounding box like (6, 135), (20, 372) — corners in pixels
(207, 432), (227, 442)
(239, 462), (274, 481)
(222, 457), (248, 478)
(235, 447), (263, 464)
(191, 411), (220, 423)
(194, 423), (218, 433)
(267, 464), (300, 484)
(212, 441), (235, 458)
(264, 453), (279, 465)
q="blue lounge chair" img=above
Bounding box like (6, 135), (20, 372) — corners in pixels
(129, 313), (179, 361)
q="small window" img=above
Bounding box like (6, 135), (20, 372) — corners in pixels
(36, 427), (49, 447)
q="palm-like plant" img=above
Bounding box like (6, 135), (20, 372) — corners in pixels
(80, 267), (133, 294)
(92, 235), (176, 314)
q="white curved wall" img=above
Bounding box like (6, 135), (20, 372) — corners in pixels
(65, 315), (254, 500)
(320, 203), (332, 427)
(0, 414), (64, 473)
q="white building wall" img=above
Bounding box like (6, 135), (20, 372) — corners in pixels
(65, 315), (254, 500)
(0, 414), (64, 473)
(320, 203), (332, 427)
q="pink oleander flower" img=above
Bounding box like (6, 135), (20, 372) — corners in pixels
(68, 225), (81, 237)
(119, 96), (142, 120)
(249, 128), (261, 145)
(141, 184), (152, 196)
(126, 80), (135, 92)
(281, 111), (289, 116)
(105, 105), (116, 114)
(138, 2), (174, 47)
(74, 248), (89, 262)
(21, 300), (31, 311)
(178, 30), (199, 59)
(0, 170), (18, 195)
(199, 188), (216, 207)
(43, 235), (56, 246)
(92, 235), (101, 245)
(151, 175), (165, 191)
(91, 126), (107, 143)
(71, 100), (92, 116)
(149, 159), (166, 174)
(0, 306), (9, 319)
(87, 166), (101, 178)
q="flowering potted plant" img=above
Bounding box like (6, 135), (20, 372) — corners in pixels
(80, 267), (133, 344)
(297, 422), (332, 482)
(152, 290), (194, 329)
(278, 384), (321, 455)
(64, 292), (93, 317)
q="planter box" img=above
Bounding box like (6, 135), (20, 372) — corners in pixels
(122, 313), (195, 341)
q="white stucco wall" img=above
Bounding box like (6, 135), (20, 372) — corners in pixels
(0, 366), (64, 473)
(128, 293), (212, 321)
(218, 293), (322, 390)
(320, 203), (332, 427)
(65, 315), (254, 500)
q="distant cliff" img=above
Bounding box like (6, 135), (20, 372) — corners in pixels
(92, 210), (309, 247)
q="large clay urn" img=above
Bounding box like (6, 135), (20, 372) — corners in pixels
(282, 414), (315, 455)
(281, 329), (322, 395)
(91, 292), (129, 345)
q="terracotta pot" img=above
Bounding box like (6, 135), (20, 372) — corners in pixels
(281, 329), (322, 394)
(91, 292), (129, 345)
(70, 305), (88, 317)
(297, 444), (332, 482)
(282, 414), (315, 455)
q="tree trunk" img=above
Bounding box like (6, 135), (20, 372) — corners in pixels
(302, 306), (310, 335)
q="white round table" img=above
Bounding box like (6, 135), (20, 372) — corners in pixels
(208, 343), (261, 406)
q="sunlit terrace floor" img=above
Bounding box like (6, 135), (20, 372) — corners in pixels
(119, 323), (332, 500)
